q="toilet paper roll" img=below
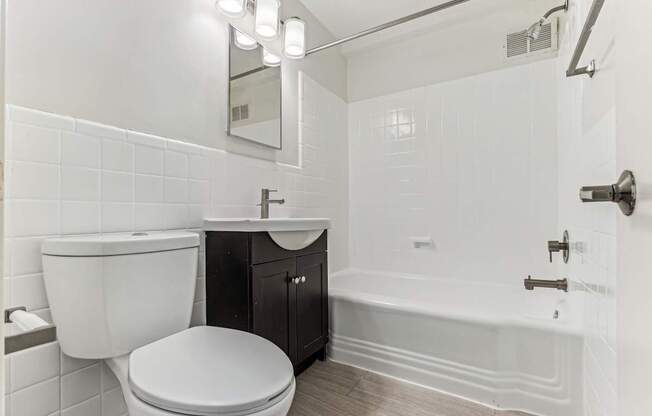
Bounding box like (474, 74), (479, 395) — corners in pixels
(9, 310), (49, 332)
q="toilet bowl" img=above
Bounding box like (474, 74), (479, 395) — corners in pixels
(107, 327), (295, 416)
(41, 232), (296, 416)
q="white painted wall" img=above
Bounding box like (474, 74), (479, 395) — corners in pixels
(616, 1), (652, 415)
(345, 0), (561, 102)
(5, 0), (347, 166)
(554, 0), (617, 414)
(2, 72), (348, 415)
(348, 59), (558, 285)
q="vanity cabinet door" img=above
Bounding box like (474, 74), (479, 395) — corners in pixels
(295, 253), (328, 363)
(251, 259), (297, 362)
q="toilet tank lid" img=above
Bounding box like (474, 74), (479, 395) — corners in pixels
(42, 232), (200, 256)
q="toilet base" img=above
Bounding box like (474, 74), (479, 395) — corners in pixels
(105, 355), (296, 416)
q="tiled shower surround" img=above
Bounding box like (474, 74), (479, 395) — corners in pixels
(348, 59), (559, 285)
(2, 74), (348, 416)
(556, 0), (618, 414)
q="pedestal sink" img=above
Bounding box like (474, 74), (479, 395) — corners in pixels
(203, 218), (330, 250)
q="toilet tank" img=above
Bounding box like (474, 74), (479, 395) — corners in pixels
(42, 232), (200, 359)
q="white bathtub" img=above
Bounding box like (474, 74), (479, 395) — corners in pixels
(328, 269), (583, 416)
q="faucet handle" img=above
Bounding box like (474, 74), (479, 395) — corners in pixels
(547, 230), (570, 263)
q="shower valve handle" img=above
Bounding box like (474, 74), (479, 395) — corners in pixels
(547, 231), (570, 264)
(579, 170), (636, 216)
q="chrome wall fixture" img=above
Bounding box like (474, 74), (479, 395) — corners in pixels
(579, 170), (636, 216)
(566, 0), (606, 78)
(548, 230), (570, 263)
(527, 0), (568, 40)
(524, 276), (569, 292)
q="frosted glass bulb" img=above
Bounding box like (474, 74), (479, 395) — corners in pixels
(283, 17), (305, 59)
(234, 29), (257, 51)
(216, 0), (246, 18)
(255, 0), (280, 40)
(263, 49), (281, 67)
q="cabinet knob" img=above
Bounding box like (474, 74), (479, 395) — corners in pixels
(300, 276), (306, 283)
(292, 277), (300, 285)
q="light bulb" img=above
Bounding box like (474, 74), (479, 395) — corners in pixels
(255, 0), (280, 40)
(263, 49), (281, 67)
(234, 29), (257, 51)
(283, 17), (305, 59)
(215, 0), (246, 18)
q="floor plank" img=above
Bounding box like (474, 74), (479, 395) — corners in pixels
(287, 360), (534, 416)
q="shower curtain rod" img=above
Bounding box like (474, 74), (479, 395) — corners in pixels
(305, 0), (472, 56)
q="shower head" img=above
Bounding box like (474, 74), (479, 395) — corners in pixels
(527, 0), (568, 40)
(527, 17), (546, 40)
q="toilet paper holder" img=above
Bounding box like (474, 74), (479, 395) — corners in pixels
(4, 306), (57, 354)
(4, 306), (26, 323)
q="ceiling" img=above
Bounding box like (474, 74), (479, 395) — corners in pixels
(299, 0), (563, 55)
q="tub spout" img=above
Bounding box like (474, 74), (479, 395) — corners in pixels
(524, 276), (568, 292)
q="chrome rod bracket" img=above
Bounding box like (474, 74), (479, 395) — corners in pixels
(566, 0), (605, 78)
(579, 170), (636, 216)
(567, 59), (596, 78)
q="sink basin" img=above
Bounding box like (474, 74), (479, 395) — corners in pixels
(203, 218), (330, 250)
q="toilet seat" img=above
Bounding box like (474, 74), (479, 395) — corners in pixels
(128, 326), (295, 416)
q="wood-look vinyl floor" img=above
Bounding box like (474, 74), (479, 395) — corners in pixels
(288, 360), (532, 416)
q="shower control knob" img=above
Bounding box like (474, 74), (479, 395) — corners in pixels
(579, 170), (636, 216)
(300, 276), (306, 283)
(292, 277), (300, 285)
(547, 230), (570, 263)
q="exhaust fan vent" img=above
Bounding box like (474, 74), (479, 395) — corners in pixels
(505, 19), (558, 60)
(506, 30), (528, 58)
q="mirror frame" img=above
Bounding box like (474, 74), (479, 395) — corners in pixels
(227, 25), (283, 150)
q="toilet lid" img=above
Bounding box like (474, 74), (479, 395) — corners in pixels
(129, 326), (294, 416)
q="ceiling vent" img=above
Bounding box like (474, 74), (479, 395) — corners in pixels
(505, 18), (558, 60)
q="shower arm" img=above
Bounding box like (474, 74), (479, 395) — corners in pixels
(543, 1), (569, 19)
(305, 0), (472, 56)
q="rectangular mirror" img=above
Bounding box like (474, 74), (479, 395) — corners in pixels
(228, 26), (282, 149)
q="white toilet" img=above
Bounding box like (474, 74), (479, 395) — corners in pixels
(41, 232), (295, 416)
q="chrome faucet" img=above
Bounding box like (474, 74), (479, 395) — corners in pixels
(258, 188), (285, 219)
(524, 276), (568, 292)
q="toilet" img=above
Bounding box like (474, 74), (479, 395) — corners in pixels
(41, 232), (295, 416)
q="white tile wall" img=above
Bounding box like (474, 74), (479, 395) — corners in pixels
(556, 0), (618, 414)
(348, 60), (558, 285)
(3, 72), (348, 416)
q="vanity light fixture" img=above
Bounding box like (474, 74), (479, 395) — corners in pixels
(255, 0), (280, 40)
(234, 28), (258, 50)
(283, 17), (306, 59)
(215, 0), (246, 18)
(262, 48), (281, 67)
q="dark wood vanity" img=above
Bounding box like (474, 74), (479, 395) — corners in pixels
(205, 231), (328, 372)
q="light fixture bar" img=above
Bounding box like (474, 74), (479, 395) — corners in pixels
(305, 0), (472, 56)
